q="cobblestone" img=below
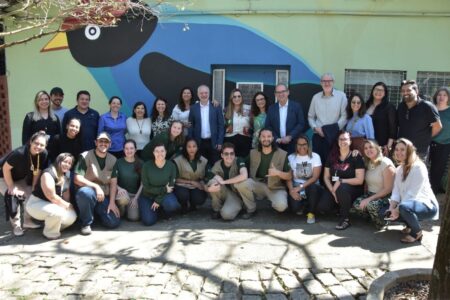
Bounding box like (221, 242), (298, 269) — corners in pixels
(341, 280), (366, 297)
(302, 279), (328, 295)
(241, 280), (264, 295)
(288, 288), (311, 300)
(315, 272), (341, 286)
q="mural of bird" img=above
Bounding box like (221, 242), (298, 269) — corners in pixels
(42, 11), (321, 114)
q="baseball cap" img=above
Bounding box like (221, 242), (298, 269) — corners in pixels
(96, 132), (111, 142)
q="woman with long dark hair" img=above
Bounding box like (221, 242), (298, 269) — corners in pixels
(173, 138), (208, 213)
(151, 97), (174, 137)
(345, 93), (374, 153)
(366, 82), (397, 156)
(171, 87), (195, 136)
(126, 101), (152, 158)
(317, 130), (365, 230)
(250, 92), (271, 148)
(429, 87), (450, 193)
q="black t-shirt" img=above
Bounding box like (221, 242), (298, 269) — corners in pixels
(0, 145), (49, 183)
(397, 99), (440, 155)
(50, 134), (82, 165)
(325, 153), (365, 179)
(32, 167), (69, 201)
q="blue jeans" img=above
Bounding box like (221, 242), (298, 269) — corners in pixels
(75, 187), (121, 228)
(138, 193), (180, 226)
(398, 200), (437, 238)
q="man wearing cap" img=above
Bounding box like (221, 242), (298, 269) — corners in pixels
(63, 90), (100, 151)
(50, 87), (68, 123)
(74, 132), (120, 235)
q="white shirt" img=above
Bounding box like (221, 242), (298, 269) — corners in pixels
(171, 104), (190, 136)
(288, 152), (322, 184)
(391, 161), (439, 220)
(226, 111), (250, 137)
(126, 117), (152, 150)
(200, 101), (211, 139)
(279, 100), (289, 138)
(308, 89), (348, 130)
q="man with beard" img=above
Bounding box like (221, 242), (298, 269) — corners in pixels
(248, 128), (291, 213)
(50, 87), (68, 124)
(74, 132), (120, 235)
(397, 80), (441, 159)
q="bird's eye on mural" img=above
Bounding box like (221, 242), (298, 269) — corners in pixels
(84, 25), (101, 40)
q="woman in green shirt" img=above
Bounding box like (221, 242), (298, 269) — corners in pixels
(430, 87), (450, 193)
(140, 142), (181, 225)
(141, 120), (184, 162)
(109, 140), (143, 221)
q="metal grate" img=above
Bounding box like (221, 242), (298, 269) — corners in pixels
(212, 68), (225, 108)
(417, 71), (450, 102)
(344, 69), (406, 107)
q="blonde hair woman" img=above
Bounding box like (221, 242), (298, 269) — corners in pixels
(352, 140), (395, 229)
(224, 89), (251, 158)
(385, 138), (439, 243)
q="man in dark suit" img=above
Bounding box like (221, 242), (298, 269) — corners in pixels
(188, 84), (225, 165)
(265, 84), (305, 153)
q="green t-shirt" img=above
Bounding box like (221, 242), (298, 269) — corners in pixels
(74, 152), (106, 176)
(206, 157), (246, 181)
(255, 151), (290, 179)
(141, 160), (176, 204)
(111, 158), (142, 194)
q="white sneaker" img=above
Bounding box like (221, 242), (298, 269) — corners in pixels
(81, 226), (92, 235)
(306, 213), (316, 224)
(13, 226), (24, 236)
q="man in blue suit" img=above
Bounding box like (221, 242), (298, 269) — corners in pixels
(265, 84), (305, 153)
(189, 85), (225, 165)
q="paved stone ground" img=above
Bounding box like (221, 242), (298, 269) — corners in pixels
(0, 195), (443, 299)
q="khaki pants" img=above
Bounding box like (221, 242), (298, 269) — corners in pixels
(116, 191), (140, 221)
(26, 195), (77, 239)
(0, 178), (33, 229)
(248, 179), (288, 212)
(210, 179), (256, 220)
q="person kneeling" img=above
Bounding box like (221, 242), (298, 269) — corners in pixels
(26, 153), (77, 240)
(140, 143), (181, 226)
(205, 143), (256, 220)
(74, 132), (121, 235)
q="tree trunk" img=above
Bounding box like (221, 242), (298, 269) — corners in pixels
(429, 169), (450, 299)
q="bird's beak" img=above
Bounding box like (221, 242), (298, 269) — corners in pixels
(41, 32), (68, 52)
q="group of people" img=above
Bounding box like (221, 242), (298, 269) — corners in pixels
(0, 74), (446, 245)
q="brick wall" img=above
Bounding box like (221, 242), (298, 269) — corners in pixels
(0, 75), (11, 157)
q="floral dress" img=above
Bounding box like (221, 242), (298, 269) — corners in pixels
(152, 115), (174, 137)
(251, 112), (266, 148)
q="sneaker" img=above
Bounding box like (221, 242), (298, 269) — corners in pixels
(241, 211), (256, 220)
(80, 226), (92, 235)
(23, 220), (42, 229)
(306, 213), (316, 224)
(13, 226), (24, 236)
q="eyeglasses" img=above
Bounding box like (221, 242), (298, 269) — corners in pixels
(297, 143), (308, 147)
(97, 139), (110, 144)
(320, 80), (334, 83)
(374, 87), (385, 92)
(351, 101), (361, 104)
(275, 90), (288, 94)
(233, 95), (242, 98)
(222, 152), (235, 156)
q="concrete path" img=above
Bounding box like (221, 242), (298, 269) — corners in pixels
(0, 197), (442, 299)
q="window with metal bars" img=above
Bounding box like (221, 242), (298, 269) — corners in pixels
(344, 69), (406, 107)
(416, 71), (450, 102)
